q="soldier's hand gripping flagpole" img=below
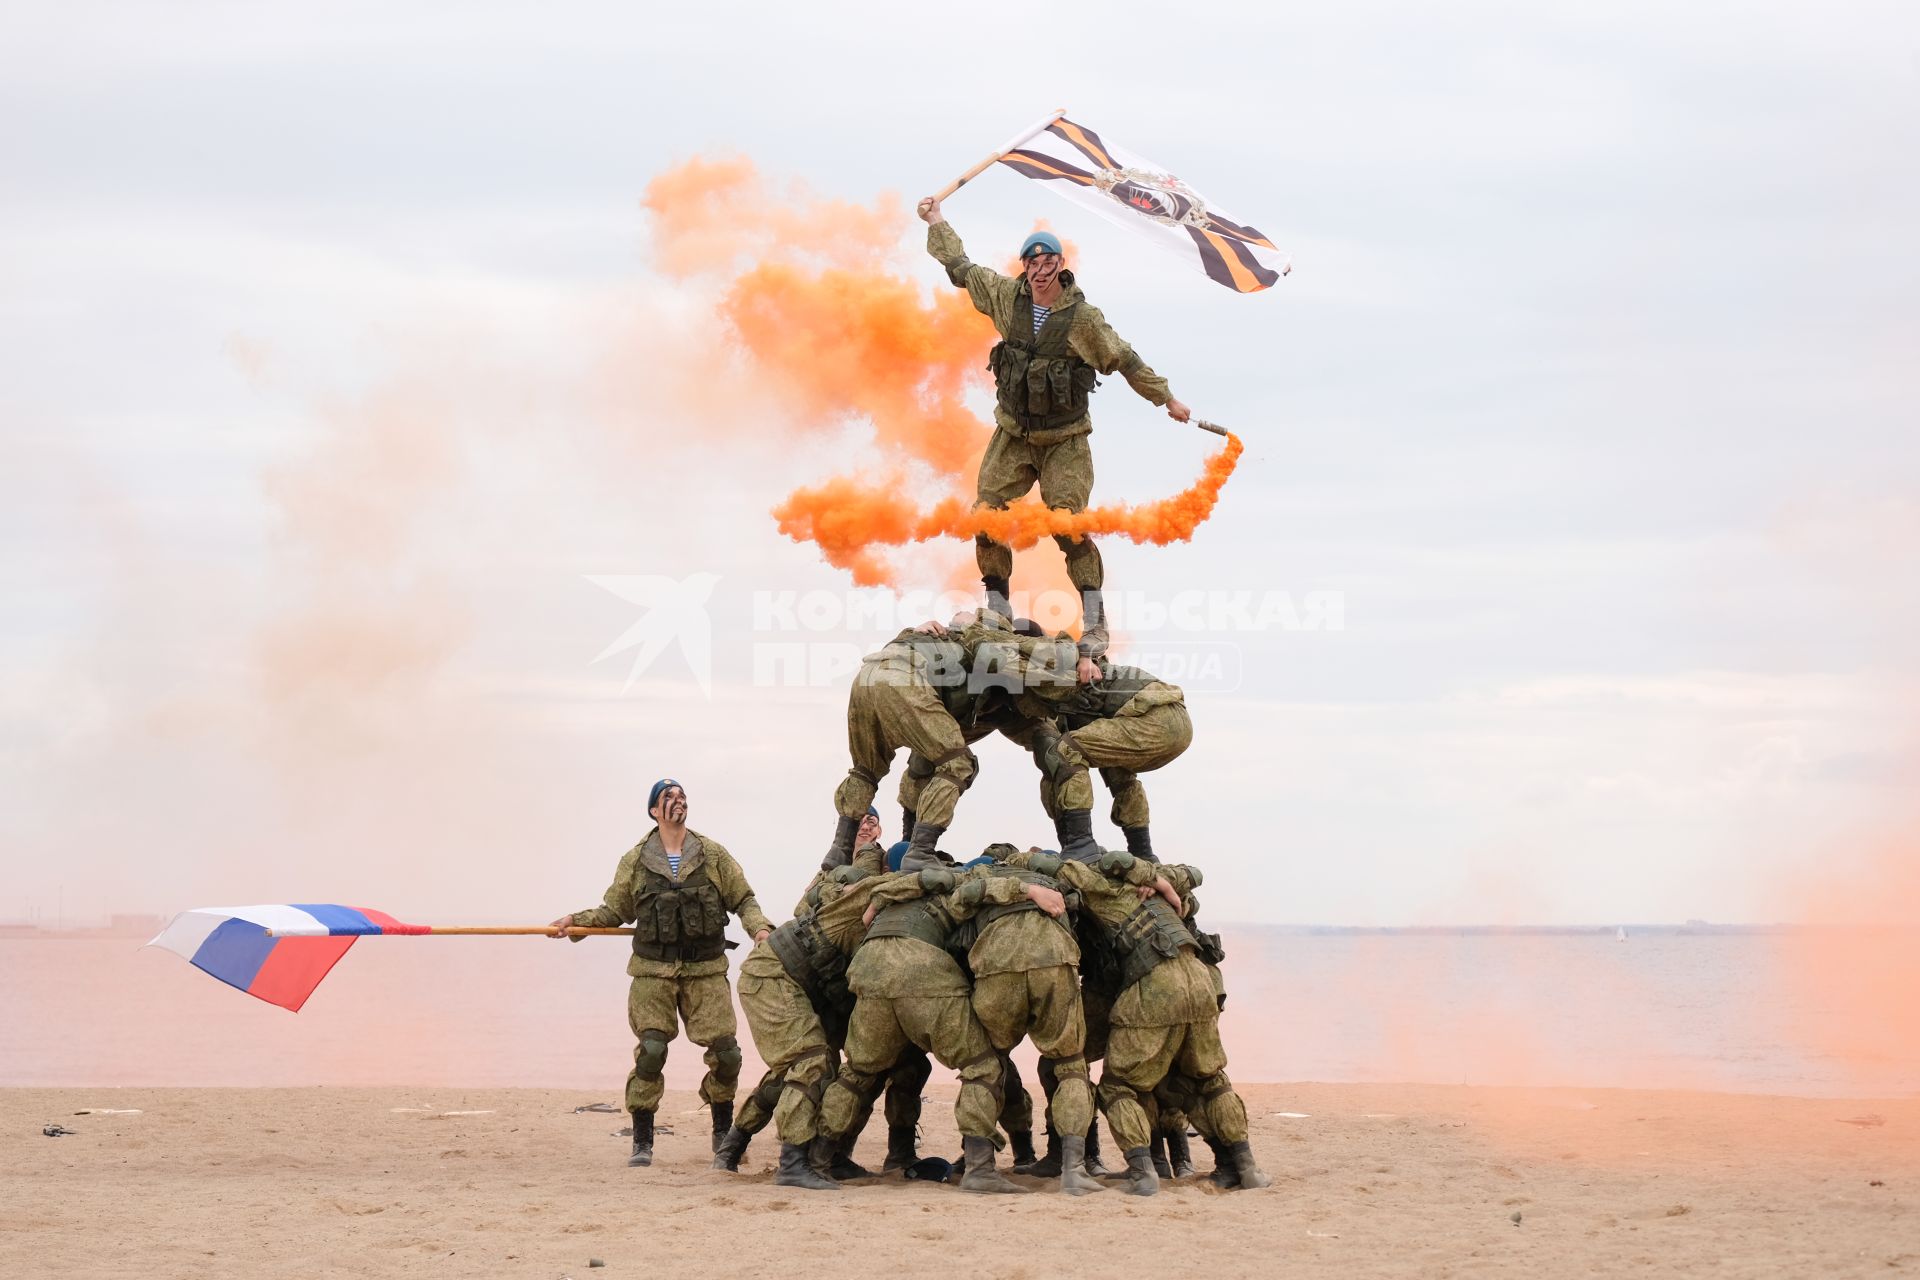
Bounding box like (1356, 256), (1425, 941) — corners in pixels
(932, 107), (1068, 202)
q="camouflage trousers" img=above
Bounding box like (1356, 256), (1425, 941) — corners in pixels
(974, 965), (1093, 1139)
(1043, 701), (1193, 828)
(819, 994), (1003, 1142)
(974, 426), (1101, 592)
(836, 652), (973, 831)
(1097, 1015), (1249, 1152)
(734, 944), (832, 1145)
(624, 971), (740, 1115)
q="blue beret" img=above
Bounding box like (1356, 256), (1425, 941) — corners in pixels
(1020, 231), (1063, 259)
(648, 778), (683, 813)
(885, 840), (912, 873)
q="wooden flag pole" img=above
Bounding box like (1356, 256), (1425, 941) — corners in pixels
(265, 926), (635, 937)
(934, 108), (1068, 203)
(432, 926), (635, 936)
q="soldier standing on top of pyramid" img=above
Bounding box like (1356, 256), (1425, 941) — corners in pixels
(917, 195), (1191, 664)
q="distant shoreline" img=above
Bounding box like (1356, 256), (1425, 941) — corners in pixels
(7, 922), (1903, 940)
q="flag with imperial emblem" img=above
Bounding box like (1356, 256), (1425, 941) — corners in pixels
(996, 116), (1290, 294)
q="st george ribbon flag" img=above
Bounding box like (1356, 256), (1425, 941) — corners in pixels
(147, 904), (429, 1012)
(997, 116), (1290, 294)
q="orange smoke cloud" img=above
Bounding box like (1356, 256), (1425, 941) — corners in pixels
(770, 433), (1244, 587)
(1772, 834), (1920, 1089)
(639, 158), (1242, 593)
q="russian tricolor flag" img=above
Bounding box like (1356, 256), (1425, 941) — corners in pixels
(146, 905), (429, 1012)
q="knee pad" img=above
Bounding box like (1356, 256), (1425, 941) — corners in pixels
(710, 1034), (744, 1083)
(1097, 1076), (1145, 1113)
(1196, 1070), (1234, 1104)
(934, 748), (977, 791)
(1036, 735), (1084, 789)
(635, 1030), (670, 1081)
(1041, 1054), (1090, 1083)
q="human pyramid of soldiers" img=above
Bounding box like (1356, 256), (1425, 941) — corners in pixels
(548, 198), (1271, 1196)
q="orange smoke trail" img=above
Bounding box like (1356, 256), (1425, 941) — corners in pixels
(640, 158), (1242, 591)
(771, 434), (1244, 586)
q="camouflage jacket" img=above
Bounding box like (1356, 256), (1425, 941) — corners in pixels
(928, 221), (1172, 444)
(571, 827), (773, 979)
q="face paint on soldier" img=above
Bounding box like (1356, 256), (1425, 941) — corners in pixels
(858, 811), (883, 847)
(650, 784), (688, 826)
(1024, 251), (1063, 304)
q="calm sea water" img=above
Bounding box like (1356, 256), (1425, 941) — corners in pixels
(2, 930), (1912, 1097)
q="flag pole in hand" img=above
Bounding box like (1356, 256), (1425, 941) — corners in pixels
(934, 107), (1067, 202)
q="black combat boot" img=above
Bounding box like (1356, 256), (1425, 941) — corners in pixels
(628, 1110), (654, 1167)
(1008, 1128), (1037, 1168)
(1054, 809), (1101, 863)
(1150, 1131), (1173, 1179)
(958, 1134), (1023, 1194)
(1058, 1134), (1107, 1196)
(710, 1125), (752, 1172)
(900, 808), (916, 842)
(1226, 1140), (1273, 1190)
(821, 814), (860, 871)
(1119, 1145), (1159, 1196)
(899, 822), (945, 872)
(882, 1123), (919, 1174)
(1083, 1116), (1113, 1177)
(983, 574), (1012, 620)
(830, 1130), (874, 1179)
(709, 1100), (733, 1153)
(805, 1134), (839, 1180)
(1203, 1134), (1239, 1189)
(1014, 1124), (1060, 1176)
(774, 1141), (840, 1191)
(1123, 825), (1158, 863)
(1166, 1127), (1196, 1179)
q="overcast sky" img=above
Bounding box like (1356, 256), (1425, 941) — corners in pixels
(3, 1), (1917, 926)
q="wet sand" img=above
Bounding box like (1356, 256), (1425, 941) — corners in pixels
(5, 1083), (1915, 1278)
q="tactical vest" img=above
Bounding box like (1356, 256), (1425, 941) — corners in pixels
(766, 914), (853, 1016)
(1108, 896), (1198, 993)
(628, 859), (732, 963)
(1062, 663), (1156, 731)
(988, 297), (1098, 434)
(862, 897), (951, 950)
(1075, 908), (1124, 999)
(1187, 905), (1227, 968)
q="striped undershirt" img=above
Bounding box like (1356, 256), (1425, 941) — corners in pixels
(1031, 303), (1051, 335)
(667, 853), (682, 878)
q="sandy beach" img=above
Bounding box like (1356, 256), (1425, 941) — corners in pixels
(5, 1082), (1914, 1278)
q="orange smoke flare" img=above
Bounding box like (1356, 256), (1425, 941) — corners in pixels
(771, 433), (1244, 586)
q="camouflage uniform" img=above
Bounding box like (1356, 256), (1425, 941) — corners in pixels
(568, 828), (771, 1116)
(735, 870), (884, 1148)
(843, 617), (1078, 863)
(1031, 661), (1191, 860)
(1009, 850), (1264, 1194)
(817, 874), (1004, 1145)
(949, 863), (1094, 1142)
(1147, 865), (1224, 1179)
(927, 221), (1174, 654)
